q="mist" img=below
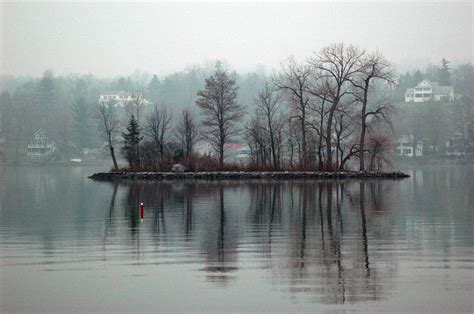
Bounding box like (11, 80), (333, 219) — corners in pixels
(1, 2), (472, 77)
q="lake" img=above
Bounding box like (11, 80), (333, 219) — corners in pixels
(1, 165), (473, 312)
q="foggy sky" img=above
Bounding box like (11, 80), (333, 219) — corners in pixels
(1, 1), (473, 77)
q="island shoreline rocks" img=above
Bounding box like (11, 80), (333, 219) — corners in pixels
(89, 171), (410, 181)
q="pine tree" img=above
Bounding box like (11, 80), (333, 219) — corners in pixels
(122, 114), (143, 169)
(413, 70), (423, 84)
(147, 74), (161, 104)
(438, 58), (451, 86)
(37, 71), (59, 134)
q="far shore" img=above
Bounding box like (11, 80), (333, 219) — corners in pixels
(89, 170), (410, 181)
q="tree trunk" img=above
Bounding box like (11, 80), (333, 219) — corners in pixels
(317, 118), (324, 170)
(289, 142), (294, 169)
(109, 145), (118, 171)
(219, 142), (224, 169)
(301, 121), (307, 169)
(159, 134), (164, 161)
(268, 117), (278, 170)
(318, 145), (323, 170)
(359, 81), (369, 171)
(300, 105), (307, 169)
(359, 123), (366, 171)
(325, 105), (336, 170)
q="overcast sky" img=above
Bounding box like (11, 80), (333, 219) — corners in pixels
(1, 1), (473, 77)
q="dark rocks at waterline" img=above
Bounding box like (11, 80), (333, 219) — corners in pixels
(88, 171), (410, 181)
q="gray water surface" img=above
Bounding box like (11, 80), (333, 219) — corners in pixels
(1, 165), (473, 312)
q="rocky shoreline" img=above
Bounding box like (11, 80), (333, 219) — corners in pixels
(89, 171), (410, 181)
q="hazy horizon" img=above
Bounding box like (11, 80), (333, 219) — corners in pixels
(1, 2), (473, 77)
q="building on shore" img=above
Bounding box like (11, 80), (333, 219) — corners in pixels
(405, 80), (454, 103)
(99, 91), (148, 107)
(27, 129), (57, 157)
(445, 133), (466, 157)
(394, 135), (423, 157)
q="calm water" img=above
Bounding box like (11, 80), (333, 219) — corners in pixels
(0, 165), (473, 312)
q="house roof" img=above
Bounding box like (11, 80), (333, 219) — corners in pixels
(415, 80), (433, 88)
(396, 135), (423, 144)
(414, 80), (453, 95)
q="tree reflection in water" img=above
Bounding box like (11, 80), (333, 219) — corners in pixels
(110, 179), (397, 304)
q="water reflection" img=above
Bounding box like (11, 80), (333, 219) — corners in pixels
(100, 179), (399, 303)
(247, 181), (398, 304)
(1, 166), (473, 312)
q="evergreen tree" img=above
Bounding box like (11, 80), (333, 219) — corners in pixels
(438, 58), (451, 85)
(122, 114), (143, 169)
(147, 74), (162, 104)
(413, 70), (423, 84)
(37, 70), (58, 130)
(117, 77), (128, 91)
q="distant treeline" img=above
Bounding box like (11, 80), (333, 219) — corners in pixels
(0, 45), (472, 170)
(0, 63), (267, 162)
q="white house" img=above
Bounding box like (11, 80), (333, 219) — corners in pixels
(405, 80), (454, 103)
(27, 129), (57, 156)
(445, 133), (465, 157)
(394, 135), (423, 157)
(99, 91), (147, 107)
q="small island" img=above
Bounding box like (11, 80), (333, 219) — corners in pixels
(89, 170), (409, 181)
(90, 48), (420, 180)
(88, 44), (437, 182)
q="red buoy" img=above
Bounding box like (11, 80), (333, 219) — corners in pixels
(140, 202), (144, 221)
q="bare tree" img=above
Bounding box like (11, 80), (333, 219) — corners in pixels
(273, 57), (312, 168)
(309, 43), (365, 170)
(175, 107), (200, 158)
(351, 52), (395, 171)
(254, 82), (285, 169)
(246, 115), (268, 168)
(365, 132), (393, 171)
(285, 118), (300, 169)
(146, 104), (172, 161)
(334, 105), (357, 170)
(307, 98), (329, 169)
(93, 102), (119, 170)
(196, 68), (244, 169)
